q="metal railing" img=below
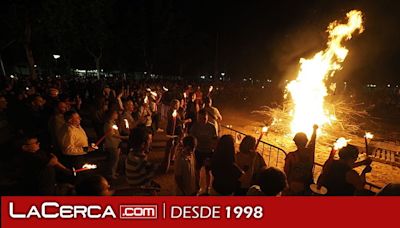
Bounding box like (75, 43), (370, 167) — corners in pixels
(220, 125), (287, 169)
(370, 147), (400, 168)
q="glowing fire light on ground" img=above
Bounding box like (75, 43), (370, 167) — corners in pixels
(285, 10), (364, 137)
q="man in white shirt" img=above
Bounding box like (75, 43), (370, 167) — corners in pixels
(60, 111), (96, 167)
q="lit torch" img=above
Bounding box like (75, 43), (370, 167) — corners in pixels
(255, 126), (269, 149)
(330, 137), (351, 159)
(150, 91), (157, 97)
(182, 92), (187, 108)
(364, 132), (374, 156)
(208, 85), (214, 96)
(172, 110), (177, 136)
(144, 95), (148, 104)
(72, 163), (97, 176)
(124, 119), (129, 129)
(94, 125), (118, 147)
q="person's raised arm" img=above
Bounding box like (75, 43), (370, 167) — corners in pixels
(307, 124), (318, 151)
(215, 109), (222, 121)
(116, 91), (124, 111)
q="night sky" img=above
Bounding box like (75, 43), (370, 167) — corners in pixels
(0, 0), (399, 83)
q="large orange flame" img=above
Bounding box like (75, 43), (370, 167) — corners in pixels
(286, 10), (364, 137)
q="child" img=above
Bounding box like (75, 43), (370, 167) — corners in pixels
(174, 136), (197, 195)
(126, 125), (159, 188)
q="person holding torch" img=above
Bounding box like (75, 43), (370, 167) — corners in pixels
(321, 145), (372, 196)
(315, 137), (350, 194)
(138, 95), (153, 132)
(284, 124), (318, 195)
(104, 110), (128, 180)
(60, 111), (97, 168)
(162, 99), (191, 173)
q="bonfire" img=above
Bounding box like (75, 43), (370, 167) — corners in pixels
(257, 10), (368, 148)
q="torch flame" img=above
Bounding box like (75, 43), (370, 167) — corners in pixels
(286, 10), (364, 137)
(172, 109), (177, 118)
(150, 91), (158, 97)
(364, 132), (373, 139)
(262, 126), (269, 133)
(163, 86), (169, 91)
(333, 137), (351, 150)
(209, 86), (214, 93)
(82, 163), (97, 169)
(144, 95), (148, 104)
(124, 119), (129, 129)
(112, 124), (118, 130)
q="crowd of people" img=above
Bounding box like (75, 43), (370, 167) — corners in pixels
(0, 75), (398, 196)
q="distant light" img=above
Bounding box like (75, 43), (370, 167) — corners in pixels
(249, 78), (252, 81)
(387, 84), (391, 88)
(33, 64), (37, 68)
(200, 75), (206, 79)
(344, 81), (347, 85)
(219, 77), (223, 80)
(10, 75), (15, 79)
(221, 72), (225, 76)
(144, 72), (147, 75)
(25, 87), (29, 91)
(53, 54), (60, 59)
(243, 78), (247, 82)
(209, 75), (213, 79)
(261, 86), (265, 89)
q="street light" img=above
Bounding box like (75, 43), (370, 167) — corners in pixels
(53, 54), (61, 76)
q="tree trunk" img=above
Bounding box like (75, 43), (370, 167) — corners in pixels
(0, 54), (6, 78)
(24, 15), (37, 80)
(95, 57), (100, 79)
(87, 47), (102, 79)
